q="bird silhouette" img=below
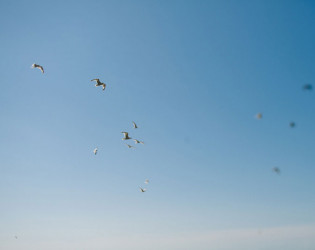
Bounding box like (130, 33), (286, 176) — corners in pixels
(31, 63), (44, 73)
(121, 132), (132, 140)
(91, 79), (106, 91)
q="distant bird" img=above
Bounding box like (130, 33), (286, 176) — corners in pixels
(132, 121), (138, 129)
(303, 84), (312, 90)
(91, 79), (106, 91)
(139, 187), (146, 192)
(144, 179), (149, 184)
(14, 236), (18, 239)
(256, 113), (263, 119)
(126, 144), (135, 149)
(121, 132), (132, 140)
(31, 63), (44, 73)
(272, 167), (281, 175)
(289, 122), (296, 128)
(133, 139), (144, 144)
(93, 147), (98, 155)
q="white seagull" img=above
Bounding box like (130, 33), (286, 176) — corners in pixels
(93, 147), (98, 155)
(132, 121), (138, 129)
(139, 187), (146, 192)
(144, 179), (149, 184)
(121, 132), (132, 140)
(133, 139), (144, 145)
(91, 79), (106, 91)
(31, 63), (44, 73)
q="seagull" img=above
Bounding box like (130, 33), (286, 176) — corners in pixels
(93, 147), (98, 155)
(133, 139), (144, 144)
(144, 179), (149, 184)
(126, 144), (135, 149)
(31, 63), (44, 73)
(132, 121), (138, 129)
(91, 79), (106, 91)
(272, 167), (281, 175)
(121, 132), (132, 140)
(139, 187), (146, 192)
(303, 84), (312, 90)
(256, 113), (262, 119)
(289, 122), (296, 128)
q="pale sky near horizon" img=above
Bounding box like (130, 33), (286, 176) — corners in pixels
(1, 0), (315, 249)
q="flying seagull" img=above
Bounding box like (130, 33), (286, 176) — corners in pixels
(31, 63), (44, 73)
(133, 139), (144, 144)
(121, 132), (132, 140)
(91, 79), (106, 91)
(126, 144), (135, 149)
(289, 122), (296, 128)
(93, 147), (98, 155)
(256, 113), (262, 119)
(303, 84), (312, 90)
(144, 179), (149, 184)
(272, 167), (281, 175)
(132, 121), (138, 129)
(139, 187), (146, 192)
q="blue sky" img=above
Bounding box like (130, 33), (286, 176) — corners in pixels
(0, 0), (315, 249)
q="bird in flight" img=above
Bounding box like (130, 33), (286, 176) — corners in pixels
(289, 122), (296, 128)
(93, 147), (98, 155)
(133, 139), (144, 144)
(91, 79), (106, 91)
(139, 187), (146, 192)
(272, 167), (281, 175)
(126, 144), (135, 149)
(14, 236), (18, 239)
(144, 179), (149, 184)
(303, 84), (312, 90)
(121, 132), (132, 140)
(31, 63), (44, 73)
(132, 121), (138, 129)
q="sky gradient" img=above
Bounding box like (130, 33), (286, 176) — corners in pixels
(0, 0), (315, 249)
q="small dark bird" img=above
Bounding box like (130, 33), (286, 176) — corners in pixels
(132, 121), (138, 129)
(272, 167), (281, 175)
(139, 187), (146, 192)
(303, 84), (312, 91)
(121, 132), (132, 140)
(289, 122), (296, 128)
(91, 79), (106, 91)
(126, 144), (135, 149)
(31, 63), (44, 73)
(133, 139), (144, 145)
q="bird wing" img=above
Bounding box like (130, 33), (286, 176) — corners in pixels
(91, 79), (99, 83)
(38, 65), (44, 73)
(132, 121), (137, 128)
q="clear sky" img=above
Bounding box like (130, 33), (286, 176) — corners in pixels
(1, 0), (315, 249)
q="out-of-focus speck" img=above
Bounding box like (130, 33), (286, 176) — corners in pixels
(289, 122), (296, 128)
(272, 167), (281, 175)
(255, 113), (263, 120)
(303, 84), (312, 91)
